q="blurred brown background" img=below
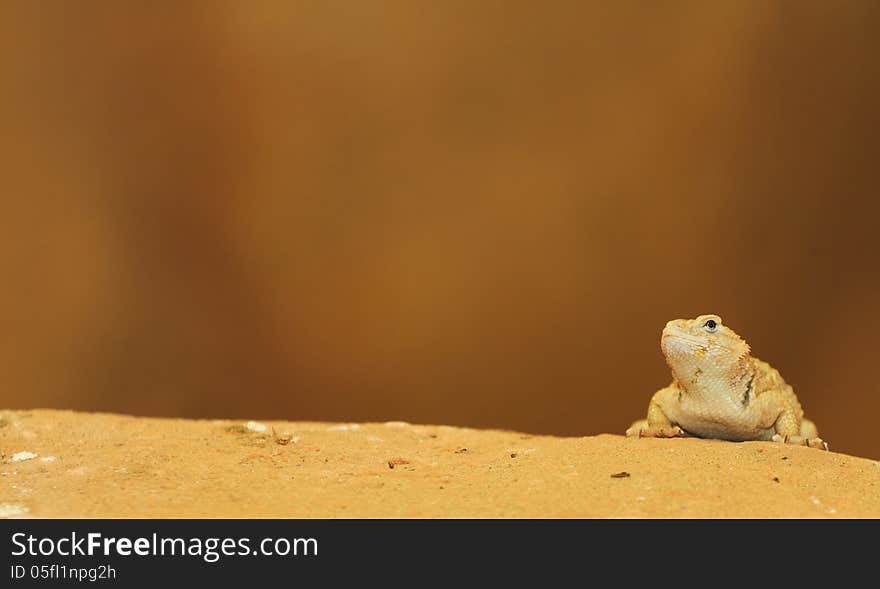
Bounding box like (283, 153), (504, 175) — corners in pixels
(1, 2), (878, 458)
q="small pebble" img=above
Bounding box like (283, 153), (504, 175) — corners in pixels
(0, 504), (29, 518)
(245, 421), (267, 433)
(327, 424), (361, 431)
(387, 458), (411, 469)
(10, 452), (37, 463)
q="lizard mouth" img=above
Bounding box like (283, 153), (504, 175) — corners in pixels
(660, 327), (705, 346)
(660, 331), (708, 359)
(661, 331), (703, 345)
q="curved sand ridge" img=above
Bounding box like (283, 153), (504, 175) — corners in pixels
(1, 410), (878, 518)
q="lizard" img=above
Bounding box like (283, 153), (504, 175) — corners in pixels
(626, 314), (828, 450)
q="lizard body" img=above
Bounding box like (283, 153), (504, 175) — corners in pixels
(626, 314), (827, 450)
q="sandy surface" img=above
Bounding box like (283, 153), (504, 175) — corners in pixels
(1, 410), (878, 518)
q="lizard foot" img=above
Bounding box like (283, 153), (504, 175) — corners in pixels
(626, 424), (686, 439)
(771, 434), (829, 451)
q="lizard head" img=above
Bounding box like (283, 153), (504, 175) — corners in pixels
(660, 314), (751, 386)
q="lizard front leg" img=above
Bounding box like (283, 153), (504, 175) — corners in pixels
(770, 409), (829, 450)
(626, 384), (686, 438)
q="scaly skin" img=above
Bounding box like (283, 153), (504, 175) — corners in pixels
(626, 314), (827, 450)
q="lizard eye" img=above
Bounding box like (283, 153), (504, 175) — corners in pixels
(703, 319), (718, 332)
